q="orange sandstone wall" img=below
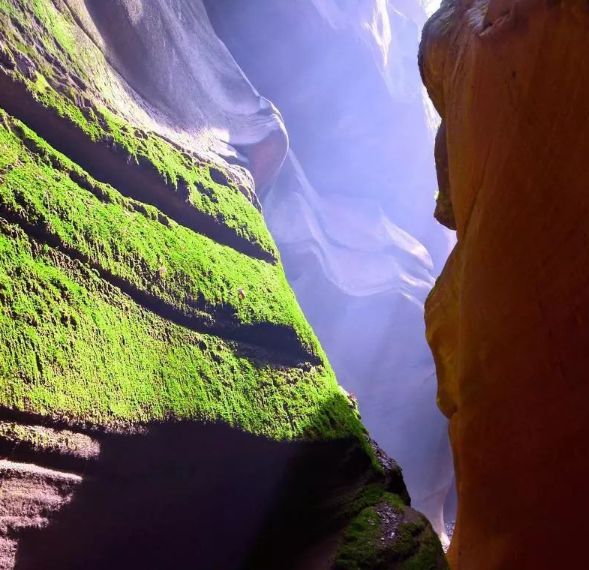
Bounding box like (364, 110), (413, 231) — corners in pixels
(420, 1), (589, 568)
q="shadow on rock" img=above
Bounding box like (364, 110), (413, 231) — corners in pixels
(6, 407), (377, 570)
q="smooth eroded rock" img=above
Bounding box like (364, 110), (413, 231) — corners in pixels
(421, 0), (589, 567)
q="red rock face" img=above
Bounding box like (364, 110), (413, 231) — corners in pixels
(420, 1), (589, 568)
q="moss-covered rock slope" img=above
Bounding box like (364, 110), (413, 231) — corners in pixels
(0, 0), (342, 439)
(0, 1), (446, 568)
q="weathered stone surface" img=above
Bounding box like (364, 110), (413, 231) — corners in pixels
(421, 0), (589, 567)
(0, 459), (82, 570)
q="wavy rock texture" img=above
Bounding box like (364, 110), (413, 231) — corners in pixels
(205, 0), (456, 538)
(0, 0), (447, 568)
(421, 0), (589, 567)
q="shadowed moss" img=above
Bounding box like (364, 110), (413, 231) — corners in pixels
(334, 491), (448, 570)
(335, 493), (404, 570)
(397, 525), (447, 570)
(336, 502), (383, 570)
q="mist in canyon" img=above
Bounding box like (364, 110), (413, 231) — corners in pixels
(205, 0), (456, 538)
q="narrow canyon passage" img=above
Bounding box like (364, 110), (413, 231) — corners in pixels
(4, 0), (587, 569)
(205, 0), (456, 539)
(0, 1), (451, 567)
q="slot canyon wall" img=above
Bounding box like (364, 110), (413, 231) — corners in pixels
(421, 0), (589, 567)
(205, 0), (456, 538)
(0, 0), (448, 569)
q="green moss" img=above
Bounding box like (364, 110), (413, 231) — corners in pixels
(0, 1), (16, 17)
(31, 76), (103, 141)
(0, 0), (375, 460)
(0, 421), (46, 447)
(0, 1), (277, 258)
(336, 503), (383, 570)
(391, 521), (425, 561)
(335, 491), (402, 569)
(342, 484), (404, 519)
(0, 219), (362, 439)
(0, 110), (319, 356)
(97, 106), (277, 256)
(398, 525), (448, 570)
(347, 483), (390, 514)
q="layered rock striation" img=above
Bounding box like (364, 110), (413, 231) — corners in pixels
(421, 0), (589, 567)
(0, 1), (446, 568)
